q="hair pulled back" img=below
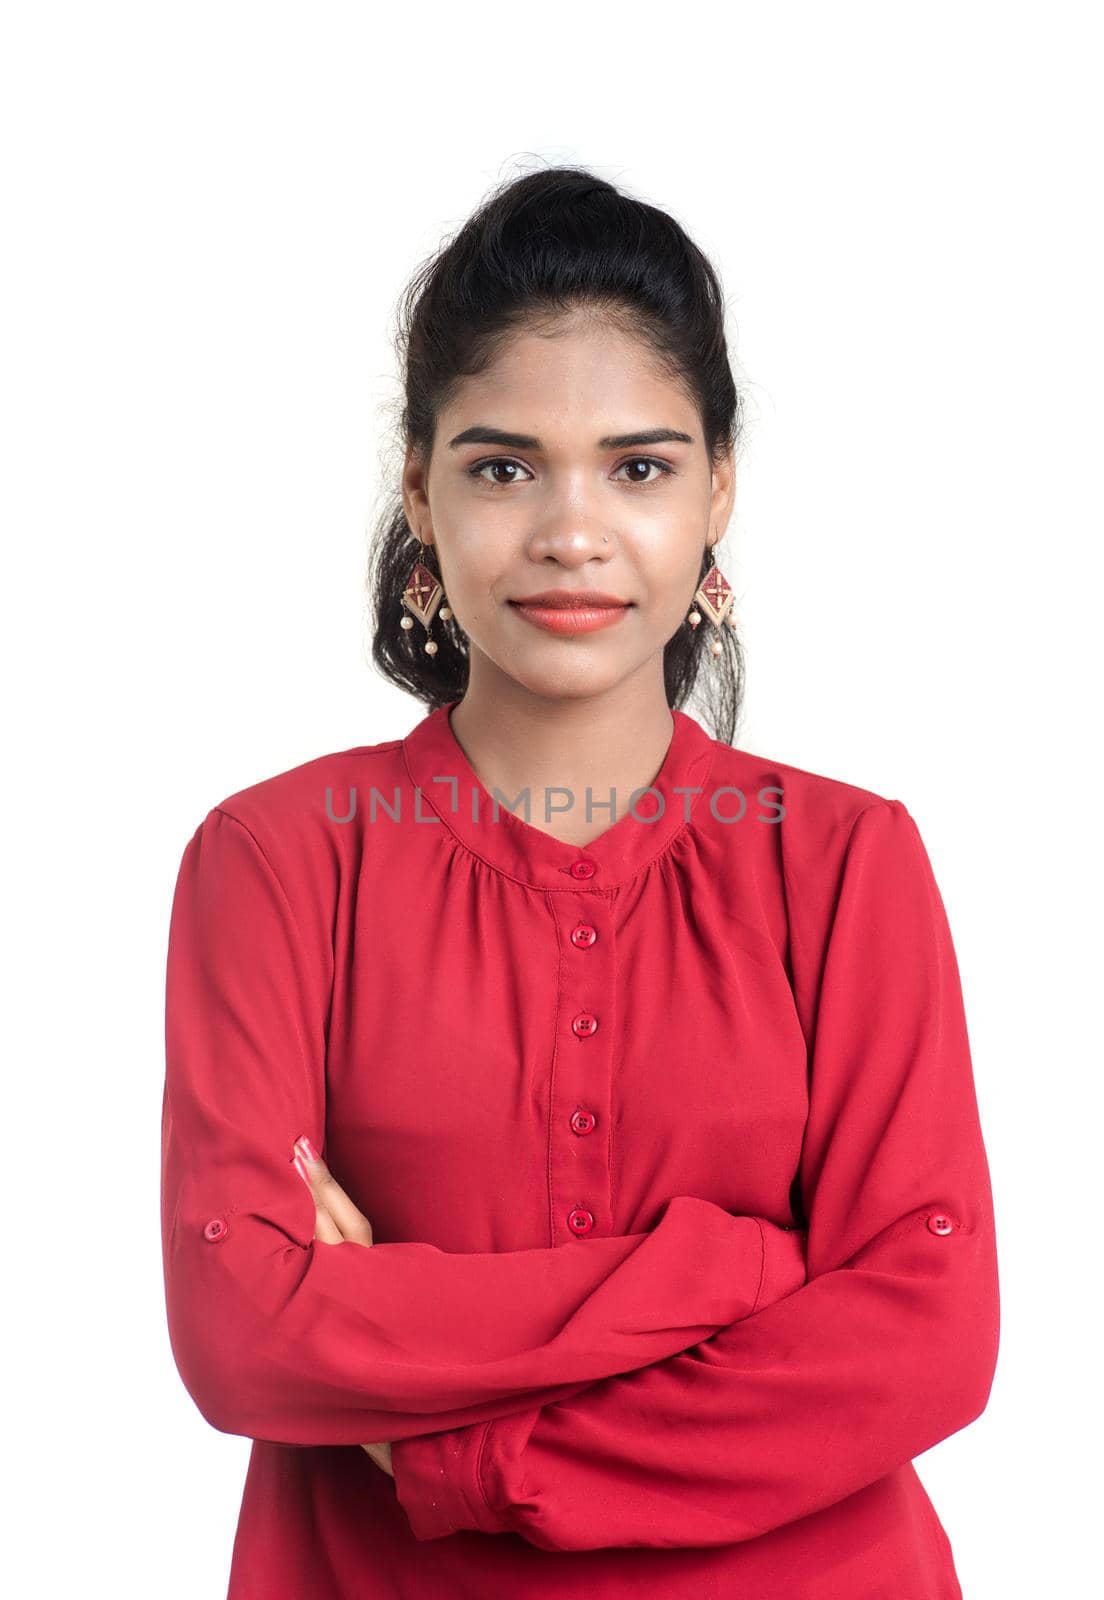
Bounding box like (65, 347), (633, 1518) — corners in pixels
(367, 163), (746, 744)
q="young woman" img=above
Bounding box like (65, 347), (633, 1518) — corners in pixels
(161, 166), (999, 1599)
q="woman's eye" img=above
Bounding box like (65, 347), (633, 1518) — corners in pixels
(470, 459), (535, 487)
(469, 456), (675, 488)
(614, 457), (674, 486)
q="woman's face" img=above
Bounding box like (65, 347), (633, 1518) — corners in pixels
(402, 313), (735, 704)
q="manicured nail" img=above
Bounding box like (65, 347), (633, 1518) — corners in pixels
(295, 1134), (320, 1164)
(292, 1152), (311, 1185)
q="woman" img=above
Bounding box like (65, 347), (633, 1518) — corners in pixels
(161, 166), (999, 1598)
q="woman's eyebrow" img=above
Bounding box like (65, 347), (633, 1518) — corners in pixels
(447, 425), (695, 451)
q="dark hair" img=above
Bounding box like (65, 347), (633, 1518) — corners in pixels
(367, 162), (747, 745)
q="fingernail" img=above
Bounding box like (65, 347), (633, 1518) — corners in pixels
(295, 1134), (321, 1164)
(292, 1152), (311, 1185)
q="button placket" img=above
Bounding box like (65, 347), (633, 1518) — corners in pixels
(551, 881), (616, 1241)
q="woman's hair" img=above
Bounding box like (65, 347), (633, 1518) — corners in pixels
(367, 163), (747, 745)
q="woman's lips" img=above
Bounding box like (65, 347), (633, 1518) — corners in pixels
(508, 601), (632, 635)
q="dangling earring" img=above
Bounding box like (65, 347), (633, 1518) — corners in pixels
(400, 536), (452, 657)
(687, 542), (738, 657)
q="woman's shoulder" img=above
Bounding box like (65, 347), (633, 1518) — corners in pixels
(700, 740), (930, 962)
(189, 734), (409, 881)
(215, 735), (403, 818)
(703, 735), (903, 843)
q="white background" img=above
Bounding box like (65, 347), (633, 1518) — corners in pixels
(4, 4), (1099, 1595)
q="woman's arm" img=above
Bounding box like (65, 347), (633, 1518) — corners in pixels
(161, 806), (807, 1449)
(389, 800), (1001, 1549)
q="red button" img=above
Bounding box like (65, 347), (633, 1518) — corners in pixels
(203, 1217), (229, 1242)
(572, 1012), (599, 1038)
(568, 1207), (594, 1235)
(571, 923), (597, 948)
(927, 1213), (955, 1235)
(570, 1109), (596, 1135)
(569, 859), (597, 880)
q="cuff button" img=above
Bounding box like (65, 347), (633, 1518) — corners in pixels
(926, 1213), (955, 1235)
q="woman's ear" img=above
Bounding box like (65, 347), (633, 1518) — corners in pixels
(401, 442), (433, 547)
(709, 444), (736, 541)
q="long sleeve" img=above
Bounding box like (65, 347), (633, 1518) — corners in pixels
(390, 799), (1000, 1548)
(161, 805), (808, 1449)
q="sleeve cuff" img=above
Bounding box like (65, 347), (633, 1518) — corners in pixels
(391, 1421), (505, 1540)
(755, 1220), (808, 1311)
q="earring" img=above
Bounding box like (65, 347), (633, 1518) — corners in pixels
(687, 544), (738, 657)
(400, 536), (452, 656)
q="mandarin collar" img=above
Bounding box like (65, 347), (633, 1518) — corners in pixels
(401, 699), (716, 892)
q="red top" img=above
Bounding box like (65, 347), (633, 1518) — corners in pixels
(161, 700), (999, 1599)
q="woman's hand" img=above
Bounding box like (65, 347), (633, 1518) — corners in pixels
(361, 1440), (393, 1476)
(292, 1135), (374, 1246)
(292, 1136), (394, 1476)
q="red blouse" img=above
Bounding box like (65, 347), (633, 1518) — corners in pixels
(161, 699), (999, 1598)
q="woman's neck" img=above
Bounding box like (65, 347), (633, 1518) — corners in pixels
(447, 679), (677, 848)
